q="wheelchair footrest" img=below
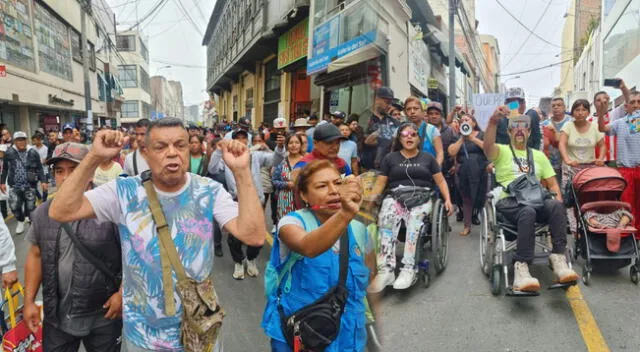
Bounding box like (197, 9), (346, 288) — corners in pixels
(506, 288), (540, 297)
(547, 281), (577, 290)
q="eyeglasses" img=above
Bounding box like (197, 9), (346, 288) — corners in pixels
(508, 121), (530, 130)
(400, 131), (418, 138)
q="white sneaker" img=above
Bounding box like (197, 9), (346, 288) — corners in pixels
(15, 221), (24, 234)
(232, 262), (245, 280)
(513, 261), (540, 292)
(549, 253), (579, 283)
(24, 217), (30, 223)
(246, 259), (259, 277)
(393, 267), (416, 290)
(367, 268), (395, 293)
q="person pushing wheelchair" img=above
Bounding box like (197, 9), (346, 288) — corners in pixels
(484, 106), (578, 292)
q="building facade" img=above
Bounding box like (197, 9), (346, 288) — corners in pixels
(573, 24), (601, 103)
(0, 0), (123, 136)
(602, 0), (640, 104)
(557, 0), (601, 103)
(307, 0), (413, 121)
(150, 76), (184, 120)
(116, 30), (151, 126)
(481, 34), (501, 93)
(184, 104), (200, 124)
(203, 0), (315, 127)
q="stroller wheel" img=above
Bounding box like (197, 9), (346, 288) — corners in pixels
(582, 266), (592, 286)
(630, 265), (640, 285)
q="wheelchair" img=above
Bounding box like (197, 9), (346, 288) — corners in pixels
(383, 186), (450, 289)
(479, 186), (575, 296)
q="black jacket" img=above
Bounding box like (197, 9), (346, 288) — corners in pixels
(31, 200), (122, 327)
(0, 146), (46, 187)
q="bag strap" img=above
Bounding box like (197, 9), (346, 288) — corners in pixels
(508, 144), (534, 175)
(133, 150), (138, 175)
(60, 222), (120, 288)
(140, 170), (187, 316)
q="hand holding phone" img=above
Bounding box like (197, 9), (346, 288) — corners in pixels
(604, 78), (622, 88)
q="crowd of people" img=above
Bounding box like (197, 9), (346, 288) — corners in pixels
(0, 78), (638, 351)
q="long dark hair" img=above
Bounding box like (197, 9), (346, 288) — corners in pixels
(285, 133), (303, 154)
(392, 123), (422, 152)
(461, 114), (482, 132)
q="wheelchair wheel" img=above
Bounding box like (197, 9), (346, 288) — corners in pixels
(431, 199), (449, 274)
(480, 204), (494, 276)
(490, 264), (502, 296)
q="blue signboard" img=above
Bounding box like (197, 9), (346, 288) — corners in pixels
(312, 15), (340, 57)
(308, 28), (377, 75)
(151, 111), (166, 120)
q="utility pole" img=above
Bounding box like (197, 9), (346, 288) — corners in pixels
(80, 0), (94, 133)
(448, 0), (457, 112)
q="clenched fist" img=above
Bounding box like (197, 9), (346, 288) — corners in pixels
(91, 130), (126, 161)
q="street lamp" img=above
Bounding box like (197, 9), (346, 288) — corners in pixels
(502, 75), (521, 85)
(155, 65), (172, 75)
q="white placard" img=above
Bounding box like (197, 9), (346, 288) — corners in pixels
(472, 93), (505, 130)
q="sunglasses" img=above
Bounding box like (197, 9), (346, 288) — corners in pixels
(509, 121), (530, 130)
(400, 130), (418, 138)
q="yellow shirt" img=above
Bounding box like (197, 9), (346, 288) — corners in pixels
(560, 121), (603, 164)
(93, 162), (123, 187)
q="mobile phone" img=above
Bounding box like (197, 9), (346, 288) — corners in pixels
(604, 78), (621, 88)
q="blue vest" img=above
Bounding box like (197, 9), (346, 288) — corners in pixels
(261, 209), (369, 351)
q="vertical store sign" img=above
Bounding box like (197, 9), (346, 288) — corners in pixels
(408, 37), (431, 97)
(278, 18), (309, 69)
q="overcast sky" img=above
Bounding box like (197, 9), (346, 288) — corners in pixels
(477, 0), (572, 104)
(106, 0), (215, 106)
(105, 0), (572, 107)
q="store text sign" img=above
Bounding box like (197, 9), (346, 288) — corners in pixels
(278, 18), (309, 69)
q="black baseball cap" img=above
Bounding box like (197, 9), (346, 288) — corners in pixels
(238, 117), (251, 129)
(330, 110), (346, 120)
(313, 123), (342, 142)
(375, 87), (394, 100)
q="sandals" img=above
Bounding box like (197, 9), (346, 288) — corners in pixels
(459, 227), (471, 237)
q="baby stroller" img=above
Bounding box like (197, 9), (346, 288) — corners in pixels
(569, 166), (640, 285)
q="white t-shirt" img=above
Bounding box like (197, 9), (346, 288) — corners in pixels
(123, 150), (149, 176)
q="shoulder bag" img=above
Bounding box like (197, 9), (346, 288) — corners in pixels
(504, 145), (550, 211)
(278, 229), (350, 351)
(141, 170), (225, 352)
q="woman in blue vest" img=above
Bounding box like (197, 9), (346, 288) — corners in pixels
(262, 160), (375, 351)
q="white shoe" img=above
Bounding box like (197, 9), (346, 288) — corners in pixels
(24, 217), (30, 223)
(271, 225), (277, 234)
(513, 261), (540, 292)
(15, 221), (24, 234)
(549, 253), (579, 283)
(367, 268), (395, 293)
(246, 259), (259, 277)
(232, 262), (245, 280)
(393, 267), (416, 290)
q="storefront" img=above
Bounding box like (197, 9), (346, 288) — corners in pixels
(278, 18), (312, 121)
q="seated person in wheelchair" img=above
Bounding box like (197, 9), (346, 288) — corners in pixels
(484, 107), (579, 292)
(368, 123), (453, 292)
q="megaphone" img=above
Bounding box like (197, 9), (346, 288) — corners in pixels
(460, 122), (472, 136)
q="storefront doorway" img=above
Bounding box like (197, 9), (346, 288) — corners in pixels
(290, 69), (311, 121)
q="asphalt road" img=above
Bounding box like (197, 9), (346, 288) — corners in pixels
(5, 209), (640, 352)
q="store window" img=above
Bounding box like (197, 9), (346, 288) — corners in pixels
(141, 102), (151, 119)
(0, 0), (36, 72)
(140, 67), (150, 93)
(264, 59), (281, 124)
(121, 101), (139, 118)
(140, 39), (149, 63)
(116, 35), (136, 51)
(119, 65), (138, 88)
(603, 0), (640, 78)
(34, 2), (73, 81)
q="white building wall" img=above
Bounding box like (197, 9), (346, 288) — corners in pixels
(573, 25), (601, 106)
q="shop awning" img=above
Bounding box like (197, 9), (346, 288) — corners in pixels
(327, 44), (384, 74)
(425, 24), (469, 76)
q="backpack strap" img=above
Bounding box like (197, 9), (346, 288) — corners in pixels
(133, 150), (138, 175)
